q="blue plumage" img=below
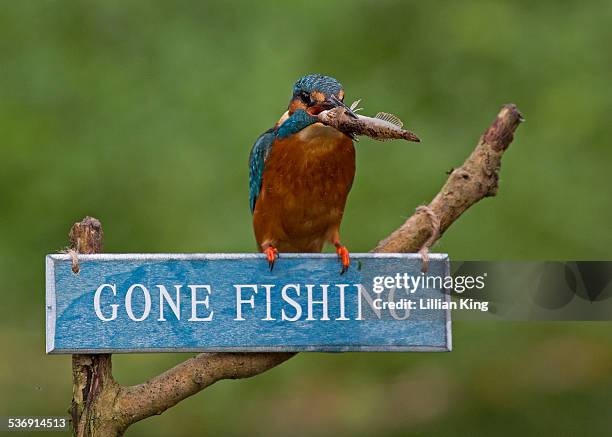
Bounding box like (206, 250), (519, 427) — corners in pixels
(249, 110), (317, 213)
(276, 109), (317, 139)
(249, 74), (344, 215)
(249, 73), (354, 272)
(293, 74), (343, 97)
(249, 128), (275, 213)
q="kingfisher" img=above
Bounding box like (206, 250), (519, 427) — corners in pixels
(249, 74), (357, 274)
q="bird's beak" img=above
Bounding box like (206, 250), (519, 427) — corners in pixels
(326, 95), (358, 119)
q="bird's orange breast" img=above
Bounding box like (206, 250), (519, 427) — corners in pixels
(253, 123), (355, 252)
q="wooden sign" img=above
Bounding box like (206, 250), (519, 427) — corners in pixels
(45, 253), (452, 353)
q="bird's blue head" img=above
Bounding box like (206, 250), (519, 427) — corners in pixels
(288, 74), (354, 117)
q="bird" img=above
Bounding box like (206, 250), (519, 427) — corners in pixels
(249, 74), (357, 274)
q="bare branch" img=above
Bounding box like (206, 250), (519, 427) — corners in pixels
(68, 217), (119, 437)
(116, 353), (294, 423)
(68, 104), (522, 435)
(374, 104), (523, 253)
(110, 104), (522, 427)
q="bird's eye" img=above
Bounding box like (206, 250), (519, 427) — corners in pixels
(299, 91), (312, 105)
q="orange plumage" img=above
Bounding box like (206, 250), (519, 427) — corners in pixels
(253, 123), (355, 253)
(249, 74), (356, 272)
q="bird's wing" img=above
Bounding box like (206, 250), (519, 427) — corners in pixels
(249, 128), (275, 214)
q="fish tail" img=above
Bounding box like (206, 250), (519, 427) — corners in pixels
(403, 130), (420, 142)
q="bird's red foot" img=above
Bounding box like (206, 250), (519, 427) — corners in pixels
(335, 244), (350, 275)
(263, 246), (279, 271)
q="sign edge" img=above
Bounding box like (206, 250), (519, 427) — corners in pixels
(45, 255), (56, 354)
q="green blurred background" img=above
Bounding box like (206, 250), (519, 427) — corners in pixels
(1, 1), (611, 435)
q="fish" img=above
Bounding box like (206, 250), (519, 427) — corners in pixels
(317, 100), (420, 142)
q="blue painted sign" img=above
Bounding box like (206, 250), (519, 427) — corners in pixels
(45, 253), (452, 353)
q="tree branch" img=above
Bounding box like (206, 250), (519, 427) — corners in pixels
(67, 104), (522, 435)
(68, 217), (121, 437)
(375, 104), (523, 252)
(116, 353), (294, 424)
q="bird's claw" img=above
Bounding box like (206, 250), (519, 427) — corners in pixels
(336, 245), (350, 275)
(264, 246), (279, 271)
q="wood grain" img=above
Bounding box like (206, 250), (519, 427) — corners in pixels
(47, 253), (451, 353)
(59, 104), (522, 436)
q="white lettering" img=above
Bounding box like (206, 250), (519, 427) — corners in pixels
(307, 284), (329, 321)
(234, 285), (257, 321)
(188, 285), (214, 321)
(125, 284), (151, 321)
(94, 283), (118, 321)
(281, 284), (302, 321)
(157, 285), (181, 321)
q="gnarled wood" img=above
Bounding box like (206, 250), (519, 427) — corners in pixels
(68, 217), (123, 436)
(67, 104), (522, 435)
(374, 104), (522, 253)
(116, 352), (294, 425)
